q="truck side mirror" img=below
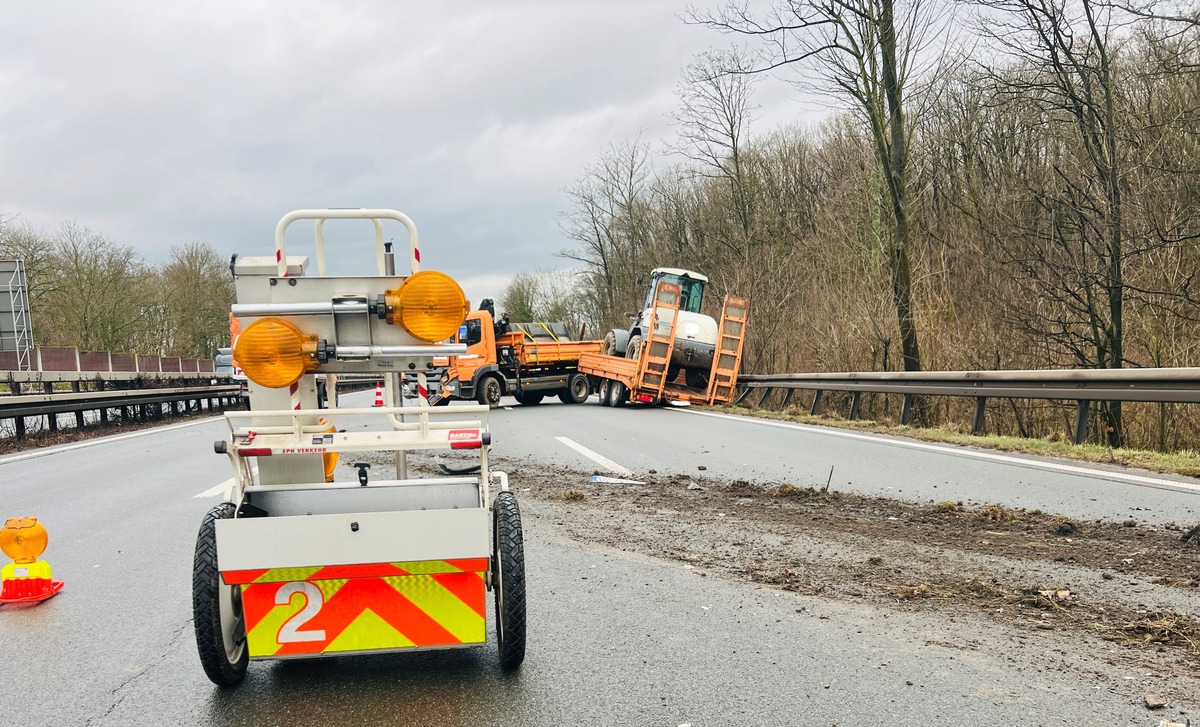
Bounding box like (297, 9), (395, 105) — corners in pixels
(636, 274), (644, 286)
(625, 311), (638, 321)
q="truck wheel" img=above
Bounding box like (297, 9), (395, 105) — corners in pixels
(193, 503), (248, 687)
(477, 376), (503, 408)
(558, 373), (590, 404)
(607, 381), (628, 407)
(514, 392), (544, 406)
(685, 369), (709, 389)
(597, 379), (611, 406)
(625, 335), (643, 361)
(493, 491), (526, 670)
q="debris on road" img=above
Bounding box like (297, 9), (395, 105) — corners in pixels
(589, 475), (645, 485)
(1145, 693), (1168, 709)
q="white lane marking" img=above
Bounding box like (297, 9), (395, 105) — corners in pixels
(679, 409), (1200, 496)
(196, 465), (257, 499)
(194, 481), (230, 499)
(0, 417), (222, 467)
(555, 436), (634, 477)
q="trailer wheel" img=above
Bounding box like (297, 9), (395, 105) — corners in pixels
(514, 392), (544, 406)
(559, 373), (590, 404)
(193, 503), (248, 687)
(477, 376), (503, 408)
(625, 335), (643, 361)
(493, 491), (526, 670)
(597, 379), (611, 406)
(607, 380), (628, 407)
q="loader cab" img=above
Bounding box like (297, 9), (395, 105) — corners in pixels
(642, 268), (708, 318)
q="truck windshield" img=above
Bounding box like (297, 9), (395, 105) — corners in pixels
(654, 274), (705, 314)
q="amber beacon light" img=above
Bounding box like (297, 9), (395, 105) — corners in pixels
(0, 517), (64, 604)
(233, 317), (319, 388)
(385, 270), (469, 342)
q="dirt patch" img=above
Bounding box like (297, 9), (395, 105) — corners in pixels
(472, 455), (1200, 675)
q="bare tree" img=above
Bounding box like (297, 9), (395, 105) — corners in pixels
(972, 0), (1135, 445)
(692, 0), (953, 396)
(161, 241), (235, 359)
(673, 48), (760, 258)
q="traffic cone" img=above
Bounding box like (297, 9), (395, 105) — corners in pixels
(373, 381), (384, 407)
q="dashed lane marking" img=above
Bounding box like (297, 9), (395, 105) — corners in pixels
(555, 436), (634, 478)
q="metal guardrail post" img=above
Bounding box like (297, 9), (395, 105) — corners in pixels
(900, 394), (913, 425)
(781, 388), (795, 410)
(757, 388), (773, 407)
(973, 397), (987, 435)
(810, 390), (823, 415)
(849, 391), (862, 420)
(1074, 400), (1090, 444)
(735, 386), (754, 405)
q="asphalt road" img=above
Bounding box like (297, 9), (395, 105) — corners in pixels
(1, 390), (1196, 725)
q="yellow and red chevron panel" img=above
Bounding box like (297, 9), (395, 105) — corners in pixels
(226, 559), (488, 657)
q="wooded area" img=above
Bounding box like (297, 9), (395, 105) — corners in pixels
(512, 0), (1200, 450)
(0, 216), (233, 360)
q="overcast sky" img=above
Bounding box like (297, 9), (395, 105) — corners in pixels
(0, 1), (814, 306)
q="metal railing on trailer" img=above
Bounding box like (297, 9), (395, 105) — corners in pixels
(737, 368), (1200, 444)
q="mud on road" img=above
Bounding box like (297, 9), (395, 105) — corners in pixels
(477, 456), (1200, 685)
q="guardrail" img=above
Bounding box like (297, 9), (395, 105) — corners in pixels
(737, 368), (1200, 444)
(1, 378), (242, 441)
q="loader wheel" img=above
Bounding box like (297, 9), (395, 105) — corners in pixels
(559, 373), (590, 404)
(597, 379), (611, 406)
(607, 380), (628, 408)
(600, 331), (619, 357)
(625, 335), (643, 361)
(193, 503), (248, 687)
(514, 392), (544, 406)
(477, 376), (503, 408)
(493, 491), (526, 670)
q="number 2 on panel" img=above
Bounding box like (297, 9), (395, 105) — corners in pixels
(276, 582), (327, 643)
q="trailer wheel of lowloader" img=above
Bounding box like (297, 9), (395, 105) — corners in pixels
(492, 491), (527, 669)
(606, 381), (629, 407)
(596, 379), (611, 406)
(558, 372), (590, 405)
(193, 503), (248, 687)
(514, 391), (544, 406)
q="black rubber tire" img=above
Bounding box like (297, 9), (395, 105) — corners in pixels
(607, 380), (628, 407)
(493, 491), (526, 670)
(685, 368), (710, 389)
(193, 503), (248, 687)
(514, 392), (544, 406)
(625, 335), (643, 361)
(596, 379), (611, 406)
(600, 330), (619, 357)
(558, 373), (590, 404)
(477, 376), (503, 408)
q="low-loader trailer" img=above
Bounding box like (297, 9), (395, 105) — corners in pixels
(578, 280), (748, 407)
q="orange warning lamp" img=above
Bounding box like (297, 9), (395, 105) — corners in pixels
(233, 318), (320, 389)
(384, 270), (469, 342)
(0, 517), (65, 604)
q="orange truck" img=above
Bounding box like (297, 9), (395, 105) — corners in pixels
(437, 306), (600, 407)
(577, 279), (749, 407)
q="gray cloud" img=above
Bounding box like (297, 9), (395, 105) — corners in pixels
(0, 0), (808, 305)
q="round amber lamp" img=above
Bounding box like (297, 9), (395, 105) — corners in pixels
(1, 517), (48, 564)
(385, 270), (469, 342)
(233, 317), (318, 388)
